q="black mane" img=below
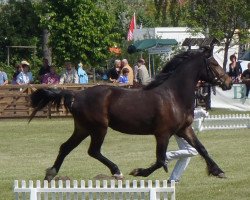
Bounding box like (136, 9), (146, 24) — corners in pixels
(144, 51), (202, 90)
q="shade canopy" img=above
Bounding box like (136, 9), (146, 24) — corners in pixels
(127, 39), (178, 54)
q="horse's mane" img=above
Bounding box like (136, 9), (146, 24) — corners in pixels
(144, 50), (202, 90)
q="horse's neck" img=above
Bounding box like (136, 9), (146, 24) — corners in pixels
(163, 63), (200, 108)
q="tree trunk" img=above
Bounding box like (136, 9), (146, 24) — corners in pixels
(42, 29), (52, 65)
(223, 38), (231, 71)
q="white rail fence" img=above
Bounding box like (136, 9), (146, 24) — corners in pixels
(193, 114), (250, 132)
(14, 180), (175, 200)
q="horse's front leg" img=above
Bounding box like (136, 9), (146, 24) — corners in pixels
(180, 126), (226, 178)
(130, 134), (169, 177)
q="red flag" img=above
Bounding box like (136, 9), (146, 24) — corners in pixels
(127, 13), (136, 41)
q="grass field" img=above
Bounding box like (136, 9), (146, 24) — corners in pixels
(0, 116), (250, 200)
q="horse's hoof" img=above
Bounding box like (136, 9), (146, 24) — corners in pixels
(129, 168), (140, 176)
(163, 164), (168, 173)
(113, 173), (124, 180)
(129, 168), (148, 177)
(217, 173), (227, 178)
(44, 167), (57, 182)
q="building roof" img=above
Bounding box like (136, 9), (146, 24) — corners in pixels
(182, 37), (220, 47)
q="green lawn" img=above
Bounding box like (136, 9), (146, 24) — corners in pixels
(0, 118), (249, 200)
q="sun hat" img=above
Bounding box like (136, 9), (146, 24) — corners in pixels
(21, 60), (30, 66)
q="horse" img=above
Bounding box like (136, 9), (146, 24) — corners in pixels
(29, 47), (232, 181)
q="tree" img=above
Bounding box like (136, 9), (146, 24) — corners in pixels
(39, 0), (120, 67)
(186, 0), (250, 70)
(0, 0), (42, 65)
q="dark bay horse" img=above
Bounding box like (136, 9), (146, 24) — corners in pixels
(29, 48), (232, 181)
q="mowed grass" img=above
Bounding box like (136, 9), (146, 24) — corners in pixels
(0, 118), (250, 200)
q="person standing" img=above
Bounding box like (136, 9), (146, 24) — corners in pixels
(166, 107), (209, 183)
(241, 62), (250, 98)
(108, 59), (121, 83)
(0, 68), (8, 85)
(77, 62), (88, 84)
(137, 58), (151, 86)
(59, 62), (79, 84)
(121, 59), (134, 85)
(228, 54), (242, 83)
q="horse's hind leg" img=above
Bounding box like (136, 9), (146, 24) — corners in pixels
(45, 126), (89, 181)
(130, 133), (169, 177)
(88, 127), (123, 179)
(180, 126), (225, 178)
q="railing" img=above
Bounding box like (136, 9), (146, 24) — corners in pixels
(193, 114), (250, 131)
(0, 83), (127, 118)
(14, 180), (176, 200)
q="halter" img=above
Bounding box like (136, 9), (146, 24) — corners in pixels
(205, 56), (227, 86)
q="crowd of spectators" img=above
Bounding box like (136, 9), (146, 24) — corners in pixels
(0, 58), (89, 86)
(227, 54), (250, 98)
(107, 57), (150, 87)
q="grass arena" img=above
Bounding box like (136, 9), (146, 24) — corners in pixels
(0, 114), (249, 200)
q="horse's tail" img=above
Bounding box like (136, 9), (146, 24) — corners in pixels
(29, 88), (75, 122)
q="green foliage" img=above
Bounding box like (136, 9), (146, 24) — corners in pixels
(39, 0), (120, 67)
(0, 0), (42, 67)
(186, 0), (250, 41)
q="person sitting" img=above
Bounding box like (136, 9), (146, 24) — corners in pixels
(0, 67), (8, 85)
(42, 66), (60, 84)
(118, 68), (129, 84)
(108, 59), (121, 83)
(59, 62), (79, 84)
(38, 58), (51, 83)
(228, 54), (242, 83)
(137, 58), (151, 86)
(16, 61), (34, 85)
(241, 62), (250, 98)
(121, 59), (134, 85)
(77, 62), (88, 84)
(12, 64), (22, 84)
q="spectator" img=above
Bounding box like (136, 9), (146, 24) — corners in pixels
(228, 54), (242, 83)
(59, 62), (79, 84)
(16, 61), (34, 85)
(38, 58), (51, 83)
(108, 59), (121, 83)
(133, 64), (139, 83)
(118, 68), (129, 84)
(77, 62), (88, 84)
(12, 64), (22, 84)
(0, 67), (8, 85)
(42, 66), (60, 84)
(137, 58), (151, 86)
(241, 62), (250, 98)
(121, 59), (134, 85)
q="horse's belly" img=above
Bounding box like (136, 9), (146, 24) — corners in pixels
(109, 121), (153, 135)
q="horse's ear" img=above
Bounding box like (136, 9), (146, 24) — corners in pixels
(201, 46), (213, 58)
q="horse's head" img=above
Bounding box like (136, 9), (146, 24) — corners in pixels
(201, 47), (232, 90)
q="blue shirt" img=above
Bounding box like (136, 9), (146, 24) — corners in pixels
(118, 75), (129, 84)
(78, 67), (88, 84)
(0, 71), (8, 85)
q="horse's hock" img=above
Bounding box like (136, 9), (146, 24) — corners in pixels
(0, 84), (127, 119)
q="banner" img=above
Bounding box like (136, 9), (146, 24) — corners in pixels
(211, 84), (250, 111)
(127, 13), (136, 41)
